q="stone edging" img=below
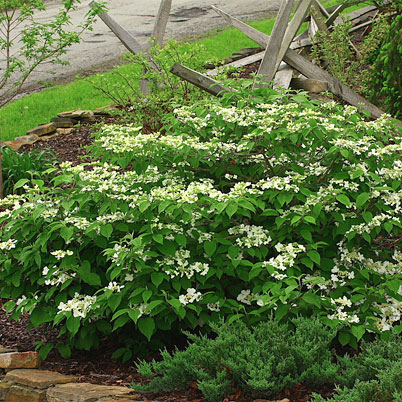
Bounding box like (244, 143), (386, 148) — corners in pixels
(0, 346), (149, 402)
(2, 105), (118, 152)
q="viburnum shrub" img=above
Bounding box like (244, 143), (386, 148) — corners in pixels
(1, 89), (402, 359)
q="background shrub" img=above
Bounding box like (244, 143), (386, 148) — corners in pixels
(1, 147), (57, 197)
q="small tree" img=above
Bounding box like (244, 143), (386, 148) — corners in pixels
(0, 0), (105, 197)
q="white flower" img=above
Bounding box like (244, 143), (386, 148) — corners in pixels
(57, 293), (97, 319)
(51, 250), (74, 260)
(0, 239), (17, 250)
(207, 301), (221, 312)
(106, 282), (124, 292)
(179, 288), (202, 305)
(124, 273), (134, 282)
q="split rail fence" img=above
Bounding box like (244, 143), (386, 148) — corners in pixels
(91, 0), (385, 118)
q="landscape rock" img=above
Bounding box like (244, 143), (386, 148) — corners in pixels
(0, 381), (11, 399)
(56, 128), (74, 136)
(5, 384), (46, 402)
(46, 382), (135, 402)
(5, 369), (76, 389)
(0, 352), (41, 369)
(26, 122), (56, 137)
(57, 109), (94, 120)
(51, 117), (75, 128)
(0, 347), (17, 354)
(2, 135), (40, 151)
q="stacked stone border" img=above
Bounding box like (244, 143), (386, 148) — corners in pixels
(0, 346), (153, 402)
(2, 105), (118, 152)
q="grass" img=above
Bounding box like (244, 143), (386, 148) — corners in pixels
(0, 1), (362, 141)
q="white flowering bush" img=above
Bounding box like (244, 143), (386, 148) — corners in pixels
(1, 89), (402, 357)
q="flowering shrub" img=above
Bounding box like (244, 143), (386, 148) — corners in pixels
(1, 90), (402, 357)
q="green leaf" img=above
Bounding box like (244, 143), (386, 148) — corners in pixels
(38, 343), (54, 360)
(336, 194), (351, 207)
(308, 250), (321, 265)
(138, 317), (155, 341)
(387, 279), (402, 294)
(338, 331), (351, 346)
(151, 272), (164, 288)
(204, 240), (217, 257)
(13, 178), (30, 191)
(175, 234), (187, 247)
(142, 290), (152, 303)
(100, 224), (113, 239)
(275, 304), (289, 321)
(153, 234), (164, 244)
(351, 325), (365, 341)
(304, 216), (316, 224)
(108, 293), (122, 312)
(300, 229), (312, 242)
(226, 203), (238, 218)
(139, 201), (151, 212)
(61, 227), (74, 243)
(66, 316), (80, 337)
(57, 344), (71, 359)
(302, 292), (321, 307)
(226, 314), (243, 325)
(356, 192), (370, 208)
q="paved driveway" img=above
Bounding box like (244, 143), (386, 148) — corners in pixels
(3, 0), (280, 94)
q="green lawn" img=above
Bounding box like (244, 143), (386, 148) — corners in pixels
(0, 1), (360, 141)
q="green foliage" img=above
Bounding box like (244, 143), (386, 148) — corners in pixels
(311, 361), (402, 402)
(368, 13), (402, 117)
(1, 88), (402, 356)
(1, 146), (58, 197)
(134, 317), (338, 401)
(311, 15), (390, 93)
(87, 40), (209, 131)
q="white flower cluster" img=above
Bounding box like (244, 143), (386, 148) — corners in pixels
(0, 239), (17, 250)
(264, 243), (306, 279)
(228, 224), (271, 248)
(50, 250), (73, 260)
(57, 293), (97, 318)
(327, 297), (359, 323)
(236, 289), (265, 306)
(207, 301), (221, 312)
(179, 288), (202, 305)
(160, 249), (209, 279)
(105, 282), (124, 293)
(43, 266), (76, 286)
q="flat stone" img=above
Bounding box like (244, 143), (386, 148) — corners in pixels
(0, 352), (41, 369)
(0, 381), (11, 399)
(6, 385), (46, 402)
(26, 122), (56, 137)
(51, 117), (75, 128)
(100, 399), (143, 402)
(46, 383), (134, 402)
(5, 369), (76, 389)
(2, 134), (40, 151)
(57, 109), (94, 120)
(0, 347), (17, 354)
(55, 128), (74, 136)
